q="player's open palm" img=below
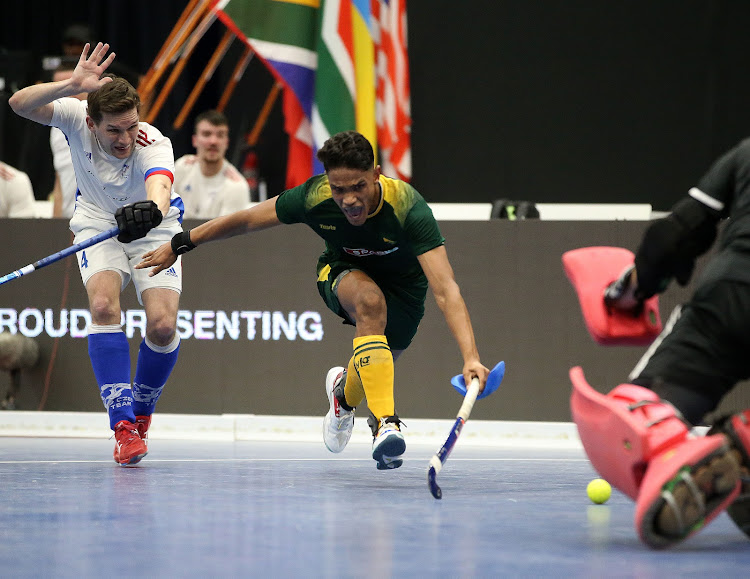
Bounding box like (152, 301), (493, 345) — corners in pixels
(136, 243), (178, 277)
(71, 43), (116, 93)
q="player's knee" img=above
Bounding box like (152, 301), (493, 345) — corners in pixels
(88, 296), (121, 324)
(353, 287), (387, 324)
(145, 317), (177, 347)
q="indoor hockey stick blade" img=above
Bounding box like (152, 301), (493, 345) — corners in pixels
(451, 361), (505, 399)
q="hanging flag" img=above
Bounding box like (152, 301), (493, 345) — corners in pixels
(213, 0), (411, 186)
(213, 0), (318, 188)
(372, 0), (412, 181)
(312, 0), (377, 174)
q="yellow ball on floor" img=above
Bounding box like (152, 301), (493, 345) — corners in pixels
(587, 478), (611, 504)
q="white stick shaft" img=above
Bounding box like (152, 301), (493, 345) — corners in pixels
(457, 377), (480, 421)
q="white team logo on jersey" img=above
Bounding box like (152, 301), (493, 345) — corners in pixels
(343, 247), (399, 257)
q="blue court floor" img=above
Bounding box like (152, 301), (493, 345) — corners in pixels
(0, 437), (748, 578)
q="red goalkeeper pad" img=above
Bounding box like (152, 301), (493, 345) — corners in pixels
(562, 246), (662, 345)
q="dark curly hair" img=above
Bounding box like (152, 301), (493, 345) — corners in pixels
(316, 131), (374, 172)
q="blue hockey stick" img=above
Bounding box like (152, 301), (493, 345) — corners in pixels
(0, 227), (119, 286)
(427, 361), (505, 499)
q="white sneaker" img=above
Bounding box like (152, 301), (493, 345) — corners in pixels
(323, 367), (355, 453)
(369, 415), (406, 470)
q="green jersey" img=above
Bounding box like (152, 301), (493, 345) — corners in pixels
(275, 174), (445, 289)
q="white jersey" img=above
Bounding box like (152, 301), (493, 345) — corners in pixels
(50, 126), (77, 218)
(174, 154), (251, 220)
(50, 98), (182, 220)
(0, 162), (36, 218)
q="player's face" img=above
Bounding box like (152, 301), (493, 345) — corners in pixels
(87, 108), (140, 159)
(327, 166), (382, 226)
(193, 121), (229, 164)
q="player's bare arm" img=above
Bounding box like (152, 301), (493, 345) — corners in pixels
(51, 174), (63, 218)
(417, 245), (489, 389)
(136, 195), (283, 276)
(8, 43), (115, 125)
(145, 173), (173, 217)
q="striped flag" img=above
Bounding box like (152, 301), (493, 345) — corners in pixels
(214, 0), (411, 185)
(214, 0), (318, 188)
(372, 0), (411, 181)
(312, 0), (377, 174)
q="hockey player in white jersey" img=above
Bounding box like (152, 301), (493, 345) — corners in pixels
(9, 42), (184, 466)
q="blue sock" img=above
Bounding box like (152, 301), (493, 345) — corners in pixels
(88, 327), (134, 430)
(132, 336), (180, 416)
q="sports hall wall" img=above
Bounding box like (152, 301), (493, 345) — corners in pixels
(2, 218), (749, 422)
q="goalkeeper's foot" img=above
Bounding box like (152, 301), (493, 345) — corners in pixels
(369, 414), (405, 470)
(323, 367), (355, 453)
(708, 410), (750, 538)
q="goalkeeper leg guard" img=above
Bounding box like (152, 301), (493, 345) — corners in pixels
(708, 410), (750, 538)
(570, 366), (740, 548)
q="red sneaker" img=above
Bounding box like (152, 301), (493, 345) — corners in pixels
(135, 415), (152, 445)
(113, 420), (148, 466)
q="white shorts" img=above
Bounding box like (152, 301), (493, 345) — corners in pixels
(70, 206), (183, 305)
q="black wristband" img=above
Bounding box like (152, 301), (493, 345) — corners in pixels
(171, 231), (196, 255)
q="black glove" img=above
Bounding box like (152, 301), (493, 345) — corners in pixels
(115, 201), (163, 243)
(604, 265), (643, 315)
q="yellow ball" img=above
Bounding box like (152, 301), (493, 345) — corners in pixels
(587, 478), (612, 504)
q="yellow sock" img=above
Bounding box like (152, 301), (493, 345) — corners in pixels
(343, 356), (365, 408)
(352, 335), (394, 420)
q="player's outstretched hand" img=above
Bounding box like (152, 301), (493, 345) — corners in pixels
(71, 43), (117, 94)
(115, 200), (163, 243)
(136, 242), (178, 277)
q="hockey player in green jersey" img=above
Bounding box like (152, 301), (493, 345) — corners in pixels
(137, 131), (489, 470)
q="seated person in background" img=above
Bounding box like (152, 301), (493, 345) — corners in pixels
(175, 110), (251, 220)
(49, 58), (86, 218)
(0, 161), (37, 218)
